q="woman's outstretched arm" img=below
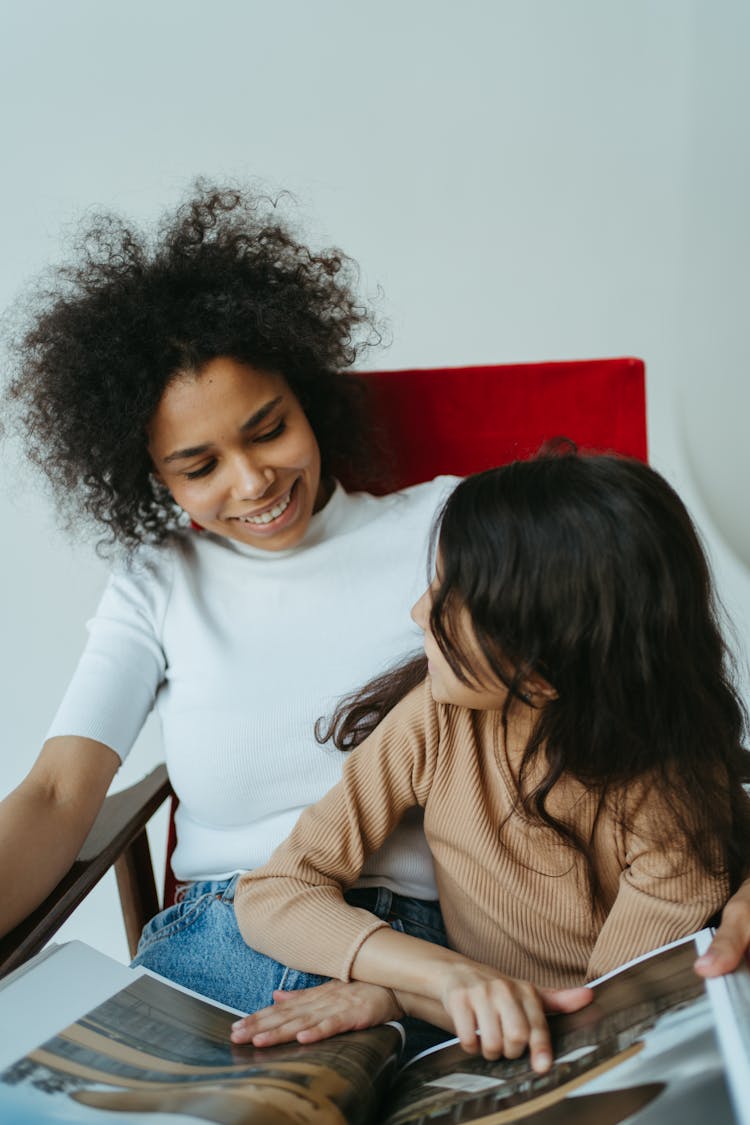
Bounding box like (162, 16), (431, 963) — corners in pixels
(694, 878), (750, 977)
(0, 736), (119, 937)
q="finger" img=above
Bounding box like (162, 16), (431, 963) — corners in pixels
(538, 986), (593, 1013)
(694, 939), (744, 977)
(271, 982), (335, 1003)
(469, 991), (507, 1061)
(230, 1011), (271, 1043)
(296, 1012), (357, 1043)
(252, 1023), (307, 1047)
(447, 992), (481, 1056)
(241, 988), (339, 1030)
(235, 995), (368, 1047)
(491, 987), (530, 1062)
(253, 1022), (313, 1046)
(251, 1008), (332, 1046)
(231, 1019), (294, 1045)
(230, 1003), (316, 1043)
(521, 990), (554, 1074)
(260, 1008), (361, 1047)
(697, 896), (750, 978)
(479, 983), (531, 1061)
(695, 920), (750, 977)
(271, 988), (293, 1002)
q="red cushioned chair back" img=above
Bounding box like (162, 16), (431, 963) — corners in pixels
(343, 357), (647, 492)
(162, 355), (646, 906)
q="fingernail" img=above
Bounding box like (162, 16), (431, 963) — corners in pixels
(535, 1051), (552, 1071)
(231, 1020), (245, 1029)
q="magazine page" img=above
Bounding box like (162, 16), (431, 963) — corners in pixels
(696, 931), (750, 1125)
(0, 968), (403, 1125)
(0, 941), (136, 1072)
(383, 934), (737, 1125)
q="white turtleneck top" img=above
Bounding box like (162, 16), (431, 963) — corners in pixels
(46, 478), (457, 892)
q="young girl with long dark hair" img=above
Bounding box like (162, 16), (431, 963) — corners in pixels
(231, 450), (750, 1071)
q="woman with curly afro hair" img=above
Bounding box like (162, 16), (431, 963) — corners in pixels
(0, 183), (460, 1043)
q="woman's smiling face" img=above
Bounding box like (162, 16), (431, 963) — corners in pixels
(148, 356), (325, 551)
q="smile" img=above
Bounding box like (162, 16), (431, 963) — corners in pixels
(235, 485), (294, 526)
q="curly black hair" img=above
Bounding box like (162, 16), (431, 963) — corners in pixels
(4, 183), (382, 549)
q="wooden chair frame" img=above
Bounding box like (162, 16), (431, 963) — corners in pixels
(0, 767), (171, 977)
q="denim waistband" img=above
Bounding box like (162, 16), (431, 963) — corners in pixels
(344, 886), (410, 914)
(173, 878), (437, 919)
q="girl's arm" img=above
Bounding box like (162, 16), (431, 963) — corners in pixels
(694, 878), (750, 977)
(585, 787), (731, 981)
(0, 736), (120, 936)
(235, 683), (438, 978)
(234, 685), (592, 1068)
(349, 925), (591, 1069)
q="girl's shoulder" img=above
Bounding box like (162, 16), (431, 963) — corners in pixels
(351, 678), (441, 759)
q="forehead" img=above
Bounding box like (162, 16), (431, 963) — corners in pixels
(148, 358), (290, 456)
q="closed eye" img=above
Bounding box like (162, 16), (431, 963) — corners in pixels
(254, 419), (286, 443)
(182, 419), (285, 478)
(185, 459), (217, 480)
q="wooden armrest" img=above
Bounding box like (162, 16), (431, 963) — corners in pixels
(0, 764), (171, 979)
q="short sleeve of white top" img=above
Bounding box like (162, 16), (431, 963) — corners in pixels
(46, 477), (458, 892)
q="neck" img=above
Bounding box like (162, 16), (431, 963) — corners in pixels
(313, 475), (335, 514)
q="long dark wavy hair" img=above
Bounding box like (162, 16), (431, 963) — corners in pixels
(319, 450), (750, 906)
(4, 182), (381, 549)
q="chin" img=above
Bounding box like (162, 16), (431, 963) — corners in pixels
(426, 678), (448, 704)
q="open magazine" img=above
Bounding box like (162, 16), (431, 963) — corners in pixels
(0, 929), (748, 1125)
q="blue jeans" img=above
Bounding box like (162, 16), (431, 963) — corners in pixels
(132, 877), (450, 1059)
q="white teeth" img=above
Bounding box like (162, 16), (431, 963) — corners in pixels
(240, 490), (292, 525)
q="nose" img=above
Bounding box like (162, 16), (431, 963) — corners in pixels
(411, 588), (430, 631)
(229, 451), (274, 500)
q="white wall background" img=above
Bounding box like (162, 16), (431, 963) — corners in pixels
(1, 0), (748, 964)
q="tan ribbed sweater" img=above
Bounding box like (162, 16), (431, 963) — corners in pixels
(235, 680), (727, 988)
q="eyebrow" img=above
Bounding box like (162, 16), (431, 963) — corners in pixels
(162, 396), (284, 464)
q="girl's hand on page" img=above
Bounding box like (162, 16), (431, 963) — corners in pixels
(694, 880), (750, 977)
(230, 980), (403, 1047)
(438, 963), (592, 1072)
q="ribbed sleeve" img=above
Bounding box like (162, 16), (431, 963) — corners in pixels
(585, 783), (728, 980)
(236, 683), (440, 979)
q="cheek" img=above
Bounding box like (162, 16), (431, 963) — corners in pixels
(299, 431), (321, 472)
(291, 417), (321, 469)
(267, 427), (319, 476)
(166, 480), (217, 519)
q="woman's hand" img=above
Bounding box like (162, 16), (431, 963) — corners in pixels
(435, 961), (592, 1072)
(230, 979), (403, 1047)
(694, 879), (750, 978)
